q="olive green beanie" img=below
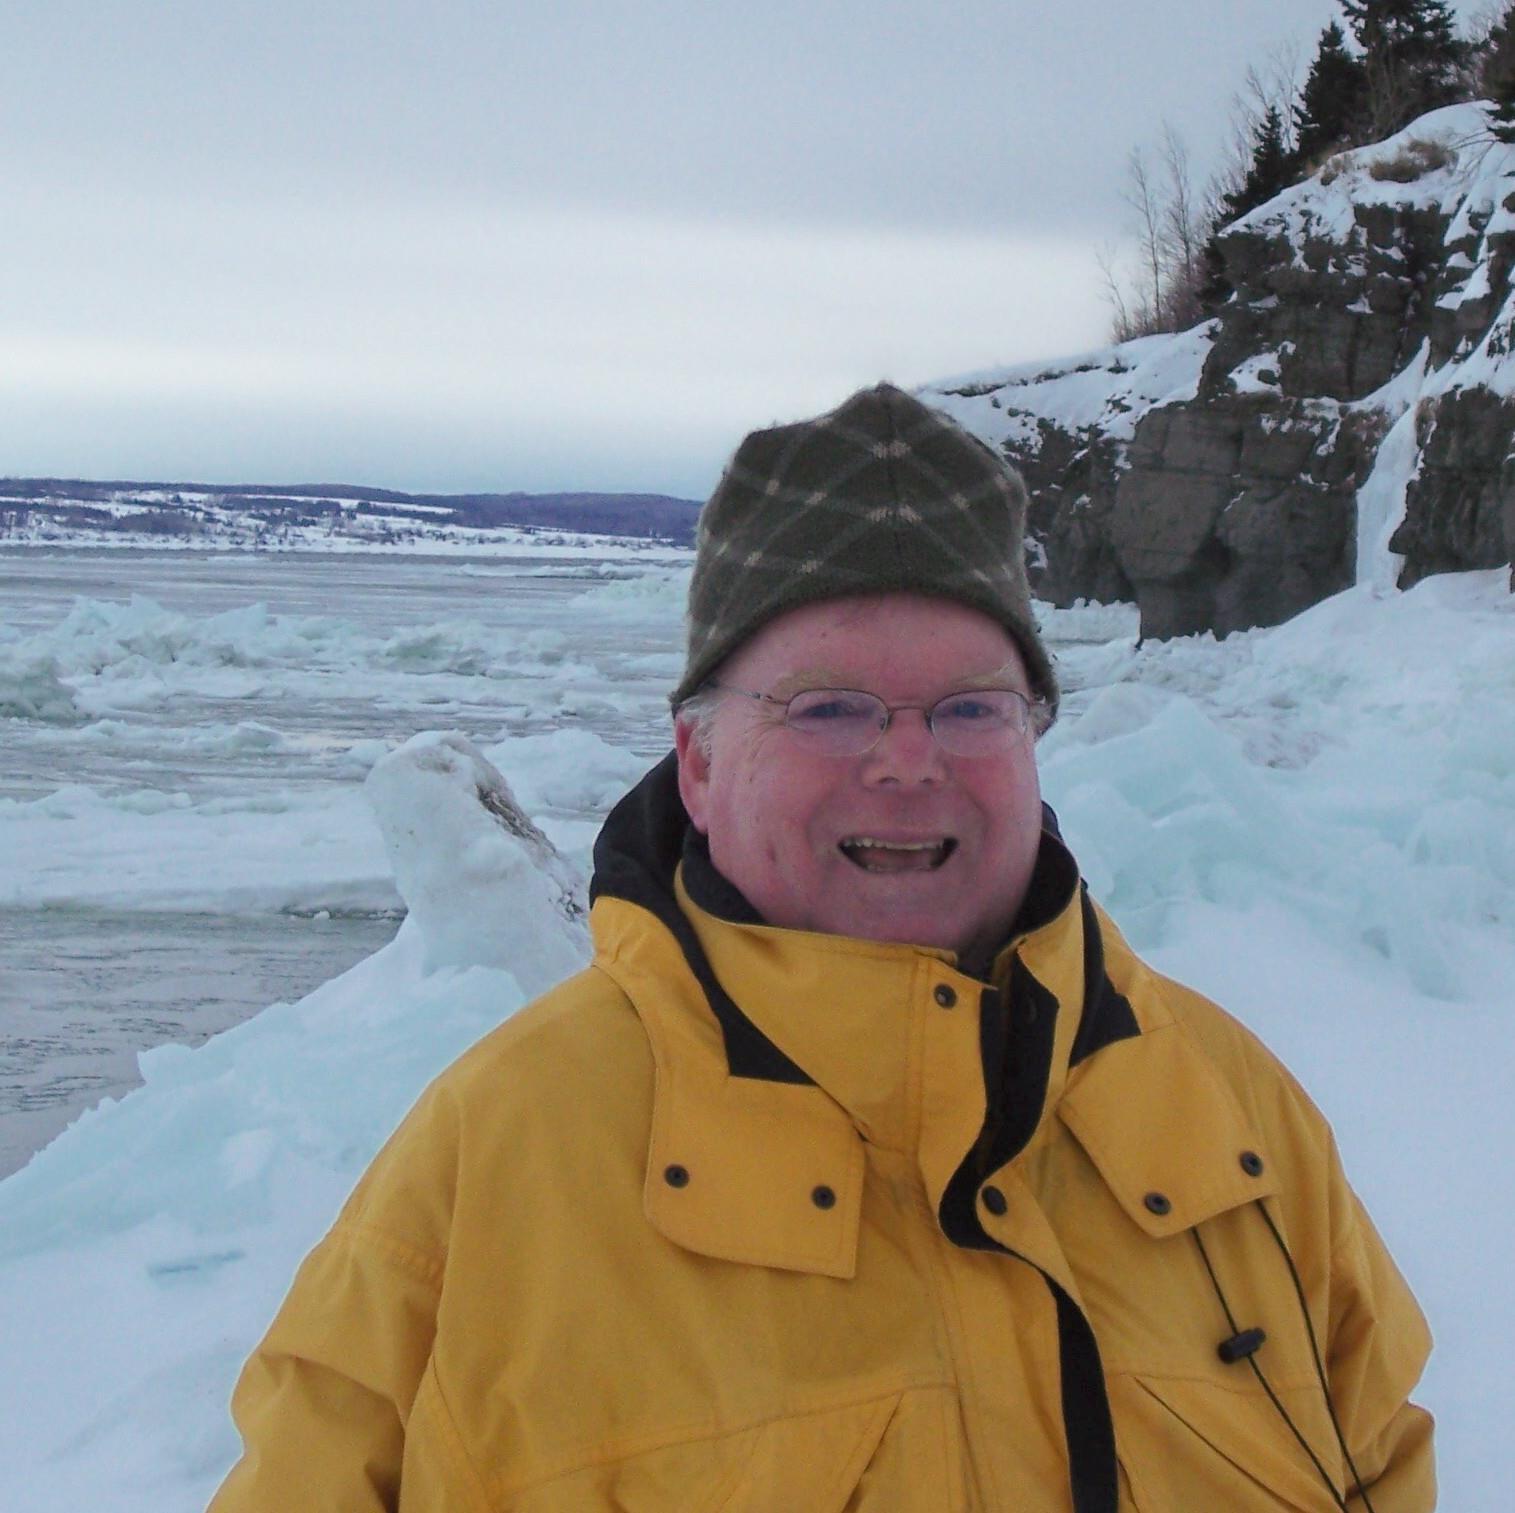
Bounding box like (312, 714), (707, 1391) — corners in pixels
(672, 382), (1057, 717)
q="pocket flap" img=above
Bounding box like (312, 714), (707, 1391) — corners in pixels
(1115, 1372), (1345, 1512)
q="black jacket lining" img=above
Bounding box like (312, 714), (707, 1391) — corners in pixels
(591, 754), (812, 1084)
(1055, 1284), (1121, 1513)
(680, 830), (766, 925)
(1070, 885), (1140, 1068)
(935, 883), (1130, 1512)
(939, 961), (1060, 1244)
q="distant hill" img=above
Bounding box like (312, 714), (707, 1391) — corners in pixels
(0, 479), (704, 549)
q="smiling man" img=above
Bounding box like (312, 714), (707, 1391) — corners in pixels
(676, 594), (1046, 960)
(213, 385), (1434, 1512)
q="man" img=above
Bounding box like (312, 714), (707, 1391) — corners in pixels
(212, 384), (1433, 1510)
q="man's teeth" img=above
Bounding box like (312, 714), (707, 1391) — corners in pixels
(839, 838), (955, 871)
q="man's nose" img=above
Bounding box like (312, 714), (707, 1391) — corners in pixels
(860, 707), (946, 784)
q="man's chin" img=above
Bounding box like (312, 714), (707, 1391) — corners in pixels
(812, 889), (972, 956)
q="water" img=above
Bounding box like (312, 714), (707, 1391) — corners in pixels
(0, 546), (688, 1176)
(0, 908), (398, 1176)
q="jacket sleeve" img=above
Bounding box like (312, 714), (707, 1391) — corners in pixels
(1326, 1181), (1436, 1512)
(208, 1085), (457, 1512)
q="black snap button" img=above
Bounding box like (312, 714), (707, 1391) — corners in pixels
(1240, 1151), (1264, 1177)
(933, 984), (957, 1008)
(981, 1184), (1007, 1216)
(1144, 1191), (1172, 1216)
(663, 1164), (689, 1188)
(811, 1185), (836, 1210)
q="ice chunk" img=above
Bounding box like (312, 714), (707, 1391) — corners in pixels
(0, 648), (81, 722)
(364, 731), (589, 992)
(488, 726), (651, 815)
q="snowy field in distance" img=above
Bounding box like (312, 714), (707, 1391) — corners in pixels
(0, 550), (1510, 1509)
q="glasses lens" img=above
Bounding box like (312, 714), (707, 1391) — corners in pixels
(785, 689), (887, 753)
(928, 690), (1030, 755)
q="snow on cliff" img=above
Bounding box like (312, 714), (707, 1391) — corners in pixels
(924, 101), (1515, 611)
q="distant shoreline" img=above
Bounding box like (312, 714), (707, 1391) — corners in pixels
(0, 478), (701, 553)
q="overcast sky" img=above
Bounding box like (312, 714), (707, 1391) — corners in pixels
(0, 0), (1488, 498)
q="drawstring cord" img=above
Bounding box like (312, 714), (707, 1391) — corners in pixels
(1190, 1227), (1355, 1511)
(1252, 1201), (1379, 1513)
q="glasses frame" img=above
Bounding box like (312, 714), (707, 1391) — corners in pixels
(704, 681), (1047, 756)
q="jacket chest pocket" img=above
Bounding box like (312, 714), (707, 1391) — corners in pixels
(1112, 1372), (1346, 1513)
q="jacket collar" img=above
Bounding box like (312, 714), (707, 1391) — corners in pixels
(590, 755), (1276, 1278)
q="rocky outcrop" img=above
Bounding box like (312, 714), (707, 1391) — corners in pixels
(1392, 385), (1515, 583)
(927, 103), (1515, 639)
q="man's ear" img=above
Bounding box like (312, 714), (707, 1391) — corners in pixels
(673, 716), (711, 834)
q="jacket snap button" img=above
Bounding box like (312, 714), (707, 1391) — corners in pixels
(1240, 1151), (1264, 1177)
(933, 984), (957, 1008)
(1143, 1191), (1172, 1216)
(811, 1185), (836, 1210)
(663, 1164), (690, 1188)
(980, 1185), (1007, 1216)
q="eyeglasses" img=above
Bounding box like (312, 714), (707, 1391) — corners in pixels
(706, 682), (1044, 757)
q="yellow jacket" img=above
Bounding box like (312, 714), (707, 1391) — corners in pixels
(213, 759), (1433, 1511)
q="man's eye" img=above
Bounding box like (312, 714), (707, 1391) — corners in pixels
(938, 696), (997, 721)
(790, 693), (873, 723)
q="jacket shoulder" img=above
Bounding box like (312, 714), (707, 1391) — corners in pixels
(441, 963), (651, 1108)
(1099, 912), (1332, 1145)
(335, 965), (653, 1258)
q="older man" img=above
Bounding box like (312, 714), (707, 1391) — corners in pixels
(212, 385), (1433, 1511)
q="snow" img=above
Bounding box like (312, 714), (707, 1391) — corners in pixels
(1353, 403), (1421, 591)
(1226, 347), (1287, 396)
(1230, 99), (1515, 503)
(928, 102), (1515, 604)
(0, 556), (1510, 1507)
(363, 732), (587, 991)
(925, 320), (1216, 455)
(1232, 102), (1496, 248)
(1, 493), (693, 559)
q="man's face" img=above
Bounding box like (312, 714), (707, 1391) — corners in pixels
(675, 593), (1044, 961)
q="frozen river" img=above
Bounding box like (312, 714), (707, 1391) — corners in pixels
(0, 545), (688, 1175)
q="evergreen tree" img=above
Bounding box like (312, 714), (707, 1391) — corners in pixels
(1220, 106), (1294, 223)
(1339, 0), (1464, 136)
(1295, 23), (1369, 163)
(1201, 108), (1296, 308)
(1483, 4), (1515, 143)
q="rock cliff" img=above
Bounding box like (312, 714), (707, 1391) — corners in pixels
(926, 103), (1515, 639)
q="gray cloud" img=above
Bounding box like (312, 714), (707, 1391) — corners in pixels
(1, 0), (1489, 491)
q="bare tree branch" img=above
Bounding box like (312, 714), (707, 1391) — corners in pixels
(1122, 145), (1164, 325)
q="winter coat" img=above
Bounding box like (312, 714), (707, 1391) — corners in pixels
(211, 756), (1434, 1512)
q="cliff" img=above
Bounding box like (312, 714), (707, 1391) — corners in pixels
(926, 102), (1515, 639)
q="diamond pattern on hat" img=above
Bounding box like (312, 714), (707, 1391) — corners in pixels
(673, 383), (1057, 717)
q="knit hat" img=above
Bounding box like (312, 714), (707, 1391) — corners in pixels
(672, 383), (1057, 717)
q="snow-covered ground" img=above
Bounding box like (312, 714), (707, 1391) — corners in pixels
(0, 550), (1511, 1508)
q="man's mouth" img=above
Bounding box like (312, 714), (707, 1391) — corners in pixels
(838, 837), (957, 873)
